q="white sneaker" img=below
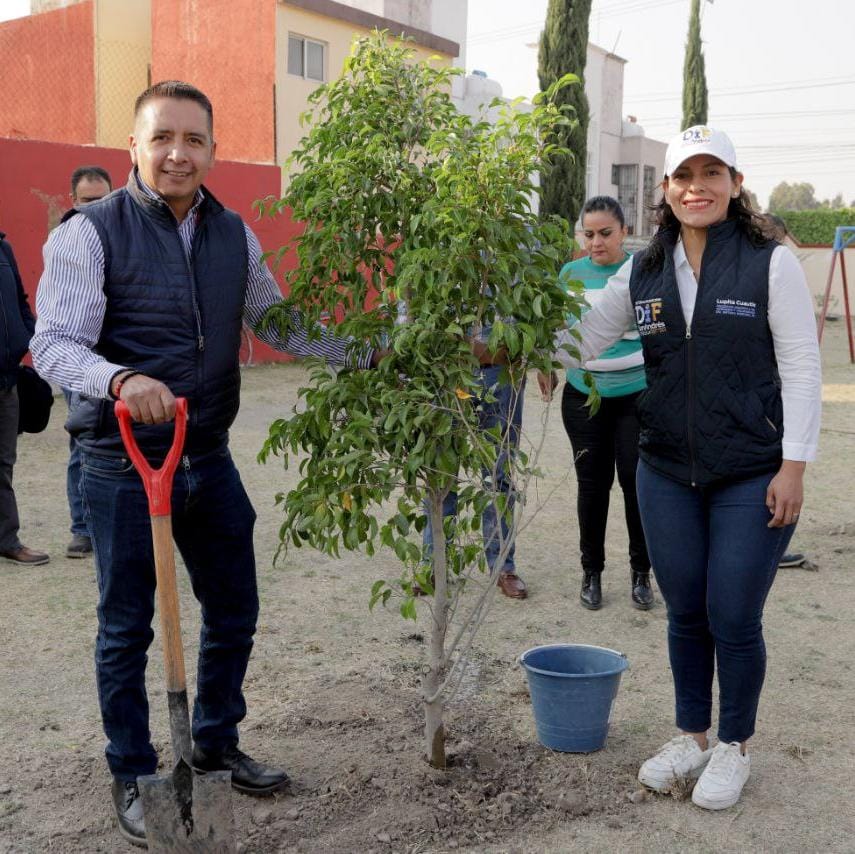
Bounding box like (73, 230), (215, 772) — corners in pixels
(638, 735), (713, 793)
(691, 741), (750, 810)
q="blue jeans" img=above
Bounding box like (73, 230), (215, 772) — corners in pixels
(423, 366), (524, 574)
(63, 389), (88, 537)
(636, 461), (794, 743)
(80, 447), (259, 781)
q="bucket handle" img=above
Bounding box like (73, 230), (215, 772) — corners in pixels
(518, 645), (630, 670)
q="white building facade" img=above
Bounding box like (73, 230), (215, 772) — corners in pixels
(461, 39), (667, 236)
(585, 43), (666, 239)
(336, 0), (467, 66)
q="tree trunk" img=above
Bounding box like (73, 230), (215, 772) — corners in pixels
(424, 490), (448, 768)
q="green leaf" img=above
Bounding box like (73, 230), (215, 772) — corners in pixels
(400, 597), (418, 621)
(256, 29), (591, 653)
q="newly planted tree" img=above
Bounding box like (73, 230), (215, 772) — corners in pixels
(258, 33), (586, 768)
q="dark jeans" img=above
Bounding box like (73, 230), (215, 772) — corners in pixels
(560, 383), (650, 575)
(636, 460), (794, 743)
(62, 389), (87, 537)
(0, 387), (22, 552)
(80, 447), (259, 781)
(423, 366), (524, 573)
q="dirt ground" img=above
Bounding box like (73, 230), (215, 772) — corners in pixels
(1, 321), (854, 854)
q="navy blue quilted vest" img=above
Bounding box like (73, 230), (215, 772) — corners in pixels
(629, 219), (782, 486)
(68, 173), (248, 458)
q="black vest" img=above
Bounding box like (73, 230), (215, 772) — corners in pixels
(629, 220), (782, 486)
(67, 173), (248, 458)
(0, 235), (34, 389)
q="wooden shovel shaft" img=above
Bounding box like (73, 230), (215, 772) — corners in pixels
(151, 514), (187, 694)
(152, 513), (193, 765)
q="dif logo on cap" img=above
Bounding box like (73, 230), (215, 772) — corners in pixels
(682, 126), (713, 143)
(664, 125), (738, 177)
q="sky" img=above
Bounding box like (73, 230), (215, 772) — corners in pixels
(0, 0), (28, 21)
(3, 0), (852, 208)
(466, 0), (855, 208)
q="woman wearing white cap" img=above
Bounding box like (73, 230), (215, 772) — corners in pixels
(554, 125), (821, 809)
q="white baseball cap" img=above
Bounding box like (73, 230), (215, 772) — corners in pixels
(664, 126), (738, 177)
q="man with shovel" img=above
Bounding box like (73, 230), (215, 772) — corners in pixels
(33, 80), (377, 848)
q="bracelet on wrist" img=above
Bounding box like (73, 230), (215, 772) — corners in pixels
(110, 370), (140, 401)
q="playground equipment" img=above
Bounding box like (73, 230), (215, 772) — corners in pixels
(817, 226), (855, 364)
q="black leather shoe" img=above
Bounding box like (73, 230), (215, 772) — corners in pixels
(66, 534), (93, 558)
(192, 744), (290, 796)
(580, 571), (602, 610)
(111, 778), (147, 848)
(631, 571), (655, 610)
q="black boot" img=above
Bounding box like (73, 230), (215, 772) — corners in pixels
(192, 744), (290, 795)
(580, 571), (602, 610)
(631, 571), (654, 610)
(111, 778), (146, 848)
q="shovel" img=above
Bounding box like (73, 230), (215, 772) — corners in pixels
(116, 398), (236, 853)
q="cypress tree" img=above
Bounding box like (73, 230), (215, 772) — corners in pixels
(682, 0), (709, 128)
(538, 0), (592, 225)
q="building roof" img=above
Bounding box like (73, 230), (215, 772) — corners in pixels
(587, 41), (627, 64)
(281, 0), (460, 58)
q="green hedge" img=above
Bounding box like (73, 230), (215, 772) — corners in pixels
(776, 208), (855, 245)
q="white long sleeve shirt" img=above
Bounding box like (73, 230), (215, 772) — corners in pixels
(555, 242), (821, 462)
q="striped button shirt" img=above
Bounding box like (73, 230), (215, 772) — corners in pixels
(32, 176), (372, 398)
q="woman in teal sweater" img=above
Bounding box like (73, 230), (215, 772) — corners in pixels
(559, 197), (652, 610)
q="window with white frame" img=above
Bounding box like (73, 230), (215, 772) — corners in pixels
(611, 163), (638, 235)
(288, 35), (326, 82)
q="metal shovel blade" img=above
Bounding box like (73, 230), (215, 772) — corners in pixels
(138, 760), (235, 853)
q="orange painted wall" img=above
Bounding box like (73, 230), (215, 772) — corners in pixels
(0, 1), (96, 144)
(0, 137), (299, 364)
(151, 0), (277, 164)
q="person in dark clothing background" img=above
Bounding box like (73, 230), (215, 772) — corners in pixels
(0, 231), (49, 567)
(63, 165), (114, 559)
(546, 196), (653, 611)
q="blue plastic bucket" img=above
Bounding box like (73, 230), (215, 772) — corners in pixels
(519, 644), (629, 753)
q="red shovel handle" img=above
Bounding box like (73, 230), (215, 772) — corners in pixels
(115, 398), (188, 517)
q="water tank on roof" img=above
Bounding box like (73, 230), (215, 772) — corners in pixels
(622, 118), (644, 137)
(32, 0), (85, 11)
(466, 73), (503, 100)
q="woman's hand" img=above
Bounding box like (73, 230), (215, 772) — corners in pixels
(766, 460), (805, 528)
(536, 370), (558, 402)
